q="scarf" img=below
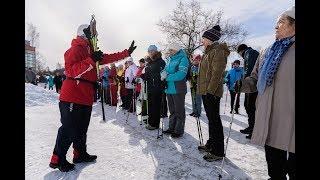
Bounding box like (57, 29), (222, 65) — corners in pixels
(257, 36), (294, 94)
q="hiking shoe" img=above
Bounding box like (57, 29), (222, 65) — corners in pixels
(203, 152), (223, 162)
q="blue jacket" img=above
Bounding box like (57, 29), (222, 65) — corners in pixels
(164, 49), (189, 94)
(225, 67), (243, 91)
(48, 76), (54, 87)
(102, 69), (109, 88)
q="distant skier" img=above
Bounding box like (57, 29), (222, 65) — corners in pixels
(48, 75), (54, 90)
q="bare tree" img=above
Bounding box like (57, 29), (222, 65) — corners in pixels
(157, 0), (248, 58)
(26, 23), (40, 48)
(56, 62), (63, 70)
(35, 52), (46, 73)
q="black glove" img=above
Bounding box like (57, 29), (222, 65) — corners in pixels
(83, 25), (91, 40)
(91, 50), (104, 62)
(128, 40), (137, 55)
(126, 77), (129, 83)
(234, 80), (242, 93)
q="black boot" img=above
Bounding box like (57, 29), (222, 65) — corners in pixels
(240, 127), (252, 134)
(73, 151), (97, 164)
(163, 129), (173, 135)
(49, 154), (75, 172)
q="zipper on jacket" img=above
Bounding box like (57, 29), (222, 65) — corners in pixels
(69, 103), (74, 112)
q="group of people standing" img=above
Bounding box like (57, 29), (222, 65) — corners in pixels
(48, 6), (295, 180)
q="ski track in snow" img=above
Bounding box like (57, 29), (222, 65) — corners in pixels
(25, 83), (268, 180)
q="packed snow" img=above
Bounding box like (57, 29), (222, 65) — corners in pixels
(25, 83), (268, 179)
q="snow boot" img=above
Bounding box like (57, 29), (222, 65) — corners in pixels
(198, 144), (212, 153)
(49, 154), (75, 172)
(145, 124), (157, 130)
(240, 127), (252, 134)
(171, 133), (183, 138)
(163, 129), (173, 135)
(203, 152), (223, 162)
(73, 150), (97, 164)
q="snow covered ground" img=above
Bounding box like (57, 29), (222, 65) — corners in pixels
(25, 83), (268, 180)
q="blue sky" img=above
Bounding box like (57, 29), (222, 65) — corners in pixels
(25, 0), (295, 69)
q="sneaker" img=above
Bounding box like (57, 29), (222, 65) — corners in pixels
(145, 124), (158, 130)
(171, 133), (183, 138)
(189, 112), (195, 116)
(163, 129), (173, 135)
(49, 154), (75, 172)
(73, 151), (97, 164)
(203, 152), (223, 162)
(198, 145), (212, 153)
(240, 127), (252, 134)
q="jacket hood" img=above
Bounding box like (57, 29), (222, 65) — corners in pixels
(71, 36), (90, 48)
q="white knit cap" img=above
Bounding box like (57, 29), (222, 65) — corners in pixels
(126, 57), (133, 62)
(77, 24), (89, 37)
(167, 43), (182, 51)
(281, 6), (295, 19)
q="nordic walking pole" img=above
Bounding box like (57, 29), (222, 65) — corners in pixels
(223, 87), (228, 114)
(193, 87), (203, 145)
(89, 15), (105, 121)
(157, 92), (165, 139)
(218, 92), (239, 179)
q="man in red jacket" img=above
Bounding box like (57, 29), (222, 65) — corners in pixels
(49, 24), (136, 172)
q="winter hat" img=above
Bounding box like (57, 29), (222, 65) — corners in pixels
(148, 45), (158, 52)
(126, 57), (133, 63)
(77, 24), (89, 37)
(139, 58), (145, 63)
(237, 44), (248, 53)
(281, 6), (295, 19)
(202, 25), (221, 42)
(167, 43), (182, 51)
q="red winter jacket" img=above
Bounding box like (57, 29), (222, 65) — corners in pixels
(135, 66), (145, 93)
(59, 36), (129, 106)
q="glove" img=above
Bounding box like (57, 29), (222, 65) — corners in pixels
(234, 80), (242, 93)
(83, 25), (91, 40)
(91, 50), (104, 62)
(126, 77), (129, 83)
(128, 40), (137, 55)
(160, 71), (167, 81)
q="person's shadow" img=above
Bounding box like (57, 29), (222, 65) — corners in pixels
(110, 108), (251, 179)
(43, 161), (96, 180)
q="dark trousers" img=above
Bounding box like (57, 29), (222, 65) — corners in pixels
(160, 93), (168, 117)
(265, 145), (295, 180)
(147, 91), (162, 128)
(55, 85), (61, 93)
(202, 93), (224, 156)
(229, 90), (240, 112)
(125, 89), (135, 112)
(53, 101), (92, 160)
(244, 92), (258, 130)
(105, 86), (111, 104)
(167, 93), (186, 135)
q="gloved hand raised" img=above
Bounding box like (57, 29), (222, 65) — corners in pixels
(128, 40), (137, 55)
(91, 50), (104, 62)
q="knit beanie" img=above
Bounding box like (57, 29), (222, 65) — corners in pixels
(202, 25), (221, 42)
